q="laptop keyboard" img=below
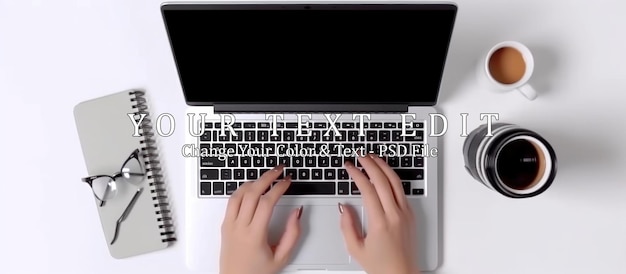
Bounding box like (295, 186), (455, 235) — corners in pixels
(198, 120), (427, 197)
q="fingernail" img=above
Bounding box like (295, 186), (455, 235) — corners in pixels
(337, 203), (344, 214)
(368, 153), (378, 159)
(274, 164), (285, 171)
(297, 206), (303, 219)
(344, 161), (353, 168)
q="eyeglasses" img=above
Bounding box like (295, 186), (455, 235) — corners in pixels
(81, 149), (146, 206)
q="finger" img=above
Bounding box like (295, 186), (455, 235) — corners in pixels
(358, 154), (399, 213)
(344, 161), (385, 223)
(223, 183), (247, 223)
(237, 166), (284, 224)
(252, 165), (285, 194)
(338, 203), (363, 258)
(371, 155), (408, 210)
(252, 176), (292, 228)
(273, 206), (303, 266)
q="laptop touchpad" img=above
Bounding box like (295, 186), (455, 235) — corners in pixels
(269, 205), (362, 266)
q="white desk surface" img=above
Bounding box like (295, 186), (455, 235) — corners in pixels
(1, 0), (625, 273)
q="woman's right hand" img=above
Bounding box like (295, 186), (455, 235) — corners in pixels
(339, 154), (421, 274)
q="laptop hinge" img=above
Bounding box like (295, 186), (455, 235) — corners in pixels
(214, 104), (408, 113)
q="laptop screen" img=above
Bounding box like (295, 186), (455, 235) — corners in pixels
(162, 4), (457, 106)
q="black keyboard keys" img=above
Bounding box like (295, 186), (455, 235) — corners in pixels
(213, 182), (224, 195)
(284, 182), (335, 195)
(246, 169), (258, 180)
(200, 169), (219, 180)
(201, 157), (225, 167)
(226, 182), (238, 195)
(200, 182), (211, 195)
(394, 169), (424, 180)
(324, 169), (336, 179)
(338, 182), (349, 195)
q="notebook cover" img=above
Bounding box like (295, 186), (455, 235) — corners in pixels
(74, 90), (172, 259)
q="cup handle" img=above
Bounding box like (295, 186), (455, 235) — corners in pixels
(517, 84), (537, 100)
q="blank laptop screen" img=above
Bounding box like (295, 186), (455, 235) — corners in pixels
(162, 4), (457, 105)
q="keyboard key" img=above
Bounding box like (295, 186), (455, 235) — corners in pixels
(298, 169), (310, 180)
(200, 182), (211, 195)
(414, 157), (424, 167)
(201, 157), (225, 167)
(342, 122), (355, 128)
(204, 122), (213, 129)
(402, 182), (410, 195)
(379, 131), (390, 141)
(338, 182), (349, 195)
(278, 156), (290, 167)
(234, 169), (245, 180)
(201, 131), (211, 141)
(253, 157), (264, 167)
(347, 131), (359, 142)
(219, 134), (229, 142)
(266, 156), (277, 167)
(312, 169), (323, 179)
(284, 131), (295, 141)
(371, 123), (383, 129)
(392, 131), (403, 141)
(241, 156), (252, 167)
(226, 182), (238, 195)
(227, 156), (238, 167)
(406, 131), (424, 142)
(285, 169), (298, 179)
(258, 122), (270, 129)
(394, 169), (424, 180)
(286, 123), (298, 128)
(200, 169), (219, 180)
(284, 182), (336, 195)
(293, 157), (304, 167)
(264, 144), (276, 155)
(296, 135), (307, 142)
(351, 182), (361, 195)
(310, 131), (321, 141)
(336, 130), (347, 141)
(305, 157), (316, 167)
(318, 157), (330, 167)
(412, 188), (424, 195)
(413, 122), (424, 129)
(258, 131), (269, 141)
(322, 133), (332, 142)
(270, 134), (280, 141)
(331, 156), (342, 167)
(401, 157), (412, 167)
(313, 122), (326, 128)
(388, 157), (400, 167)
(383, 122), (396, 128)
(232, 122), (242, 129)
(232, 131), (243, 141)
(367, 131), (377, 141)
(243, 122), (255, 128)
(324, 169), (336, 179)
(338, 169), (349, 180)
(244, 131), (255, 141)
(213, 182), (224, 195)
(246, 169), (258, 180)
(221, 169), (232, 180)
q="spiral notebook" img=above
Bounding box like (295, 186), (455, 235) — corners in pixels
(74, 89), (176, 259)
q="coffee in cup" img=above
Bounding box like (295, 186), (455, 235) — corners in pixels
(462, 123), (557, 198)
(478, 41), (537, 100)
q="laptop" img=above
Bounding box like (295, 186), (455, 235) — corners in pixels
(161, 2), (457, 272)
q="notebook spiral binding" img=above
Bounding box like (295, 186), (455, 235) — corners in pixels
(129, 90), (177, 243)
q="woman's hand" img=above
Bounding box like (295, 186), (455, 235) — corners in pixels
(220, 165), (302, 274)
(339, 154), (420, 274)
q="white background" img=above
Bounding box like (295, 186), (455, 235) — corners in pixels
(1, 0), (625, 273)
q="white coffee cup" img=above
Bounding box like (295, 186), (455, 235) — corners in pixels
(477, 41), (537, 100)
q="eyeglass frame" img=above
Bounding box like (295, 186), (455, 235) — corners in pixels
(81, 148), (146, 207)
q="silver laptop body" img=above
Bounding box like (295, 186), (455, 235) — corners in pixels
(161, 2), (457, 272)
